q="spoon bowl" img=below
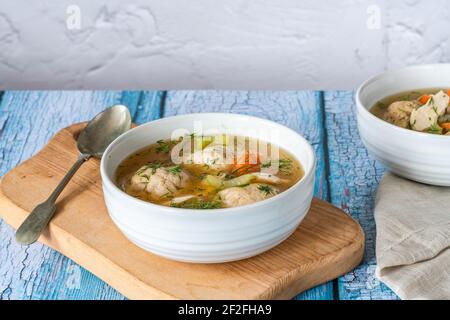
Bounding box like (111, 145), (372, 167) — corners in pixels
(78, 104), (131, 158)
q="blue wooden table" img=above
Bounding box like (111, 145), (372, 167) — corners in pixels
(0, 91), (398, 300)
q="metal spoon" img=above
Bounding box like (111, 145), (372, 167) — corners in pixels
(15, 105), (131, 245)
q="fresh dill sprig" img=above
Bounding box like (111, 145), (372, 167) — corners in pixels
(171, 199), (222, 209)
(278, 159), (293, 174)
(261, 161), (271, 168)
(167, 165), (182, 174)
(261, 158), (293, 174)
(429, 123), (443, 135)
(155, 139), (175, 154)
(136, 162), (163, 175)
(257, 185), (273, 195)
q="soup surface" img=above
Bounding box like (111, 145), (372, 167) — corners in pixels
(116, 135), (304, 209)
(371, 88), (450, 135)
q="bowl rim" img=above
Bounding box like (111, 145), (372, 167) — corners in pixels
(356, 63), (450, 140)
(100, 112), (316, 216)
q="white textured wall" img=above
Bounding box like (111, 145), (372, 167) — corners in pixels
(0, 0), (449, 89)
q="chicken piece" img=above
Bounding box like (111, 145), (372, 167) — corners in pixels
(163, 195), (196, 206)
(383, 101), (420, 128)
(431, 90), (449, 115)
(170, 195), (196, 204)
(253, 172), (289, 185)
(128, 165), (190, 198)
(218, 183), (279, 208)
(183, 143), (246, 172)
(410, 104), (438, 131)
(410, 91), (450, 132)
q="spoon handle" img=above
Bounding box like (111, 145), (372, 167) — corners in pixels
(15, 154), (91, 245)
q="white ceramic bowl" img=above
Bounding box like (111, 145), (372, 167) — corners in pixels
(356, 64), (450, 186)
(100, 113), (315, 263)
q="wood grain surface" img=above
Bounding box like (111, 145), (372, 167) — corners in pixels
(0, 90), (397, 300)
(0, 123), (364, 299)
(324, 91), (398, 300)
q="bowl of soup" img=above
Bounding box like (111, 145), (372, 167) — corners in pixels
(100, 113), (315, 263)
(356, 64), (450, 186)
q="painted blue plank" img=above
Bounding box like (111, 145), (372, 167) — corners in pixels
(0, 90), (162, 300)
(164, 90), (333, 300)
(133, 91), (164, 124)
(324, 91), (398, 300)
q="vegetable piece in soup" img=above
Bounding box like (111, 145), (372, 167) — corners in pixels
(371, 89), (450, 135)
(115, 135), (304, 209)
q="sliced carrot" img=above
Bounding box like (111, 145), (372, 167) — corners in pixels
(231, 152), (260, 176)
(232, 165), (260, 176)
(419, 95), (430, 105)
(447, 89), (450, 96)
(439, 122), (450, 130)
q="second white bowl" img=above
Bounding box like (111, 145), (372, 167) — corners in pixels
(356, 64), (450, 186)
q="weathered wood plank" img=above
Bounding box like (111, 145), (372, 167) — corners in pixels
(324, 91), (398, 300)
(164, 90), (333, 300)
(132, 91), (164, 124)
(0, 91), (161, 300)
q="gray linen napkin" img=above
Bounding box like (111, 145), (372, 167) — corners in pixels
(375, 173), (450, 300)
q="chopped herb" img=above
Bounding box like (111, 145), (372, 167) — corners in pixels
(196, 173), (206, 180)
(136, 162), (163, 175)
(261, 161), (271, 168)
(161, 192), (174, 199)
(376, 102), (387, 109)
(429, 123), (443, 135)
(261, 158), (293, 174)
(278, 159), (293, 174)
(171, 199), (222, 209)
(257, 185), (273, 195)
(224, 173), (234, 179)
(167, 165), (182, 174)
(155, 139), (175, 154)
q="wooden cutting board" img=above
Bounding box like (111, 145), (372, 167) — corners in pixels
(0, 123), (364, 300)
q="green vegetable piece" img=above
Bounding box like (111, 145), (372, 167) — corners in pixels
(429, 123), (443, 135)
(205, 175), (224, 188)
(214, 134), (231, 146)
(222, 174), (256, 189)
(193, 136), (214, 150)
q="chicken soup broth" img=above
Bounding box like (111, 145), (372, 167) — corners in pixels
(115, 135), (304, 209)
(371, 88), (450, 134)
